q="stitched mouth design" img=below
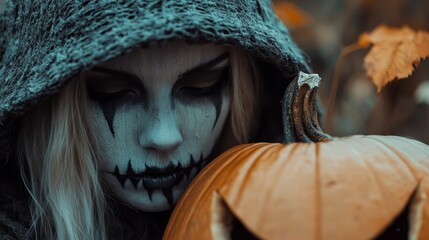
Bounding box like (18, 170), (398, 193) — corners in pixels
(106, 155), (208, 207)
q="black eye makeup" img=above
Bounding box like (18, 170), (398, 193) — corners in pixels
(176, 66), (230, 99)
(84, 67), (143, 100)
(84, 52), (230, 103)
(174, 52), (230, 100)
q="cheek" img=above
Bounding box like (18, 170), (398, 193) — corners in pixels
(178, 93), (231, 156)
(87, 103), (116, 150)
(87, 102), (144, 164)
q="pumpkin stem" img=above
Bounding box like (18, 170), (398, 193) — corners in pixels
(282, 71), (333, 144)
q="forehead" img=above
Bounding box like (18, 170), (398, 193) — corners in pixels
(100, 40), (227, 85)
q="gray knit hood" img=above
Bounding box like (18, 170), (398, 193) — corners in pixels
(0, 0), (309, 164)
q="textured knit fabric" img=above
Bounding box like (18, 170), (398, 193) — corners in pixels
(0, 0), (309, 163)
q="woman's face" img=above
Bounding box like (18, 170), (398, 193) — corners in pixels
(85, 42), (231, 211)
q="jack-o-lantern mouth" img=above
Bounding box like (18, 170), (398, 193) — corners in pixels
(106, 155), (209, 190)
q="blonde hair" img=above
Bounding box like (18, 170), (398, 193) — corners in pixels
(17, 46), (260, 239)
(18, 78), (107, 240)
(230, 48), (260, 143)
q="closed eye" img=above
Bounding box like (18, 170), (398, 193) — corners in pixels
(176, 66), (230, 99)
(87, 89), (138, 102)
(84, 67), (143, 94)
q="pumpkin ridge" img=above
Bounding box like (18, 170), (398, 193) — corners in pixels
(216, 144), (276, 239)
(350, 143), (390, 209)
(202, 147), (256, 228)
(255, 146), (282, 230)
(258, 144), (300, 234)
(347, 139), (415, 238)
(222, 144), (276, 210)
(370, 137), (420, 181)
(259, 143), (318, 239)
(394, 137), (429, 164)
(315, 143), (322, 240)
(321, 141), (387, 238)
(274, 143), (302, 185)
(213, 145), (265, 202)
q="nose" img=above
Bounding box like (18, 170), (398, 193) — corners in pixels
(139, 110), (183, 155)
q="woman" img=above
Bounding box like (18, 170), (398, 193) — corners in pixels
(0, 0), (309, 239)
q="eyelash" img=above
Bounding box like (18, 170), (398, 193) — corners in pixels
(179, 68), (229, 99)
(87, 89), (137, 101)
(86, 67), (230, 101)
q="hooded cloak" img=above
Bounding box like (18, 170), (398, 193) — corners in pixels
(0, 0), (310, 238)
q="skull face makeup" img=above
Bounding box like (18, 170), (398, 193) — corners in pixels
(84, 42), (231, 211)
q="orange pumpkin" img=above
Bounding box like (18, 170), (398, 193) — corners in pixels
(163, 72), (429, 240)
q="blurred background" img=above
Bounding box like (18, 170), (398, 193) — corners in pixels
(273, 0), (429, 143)
(1, 0), (428, 143)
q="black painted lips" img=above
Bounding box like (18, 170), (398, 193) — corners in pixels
(107, 155), (207, 189)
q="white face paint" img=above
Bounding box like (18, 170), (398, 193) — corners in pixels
(85, 41), (231, 211)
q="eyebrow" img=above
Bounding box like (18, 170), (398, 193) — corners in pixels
(90, 52), (230, 85)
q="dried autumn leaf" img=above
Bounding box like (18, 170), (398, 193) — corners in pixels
(273, 2), (312, 28)
(358, 25), (429, 93)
